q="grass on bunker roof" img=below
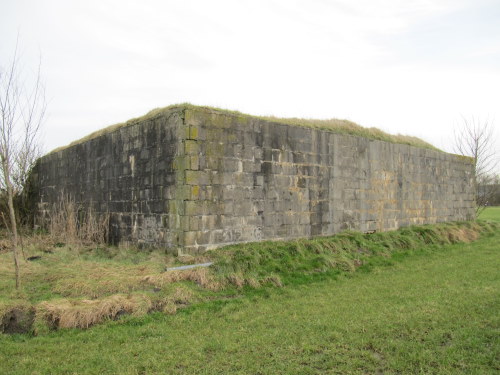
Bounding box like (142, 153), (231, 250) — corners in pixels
(50, 103), (442, 154)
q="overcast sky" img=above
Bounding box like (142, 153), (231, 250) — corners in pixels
(1, 0), (499, 162)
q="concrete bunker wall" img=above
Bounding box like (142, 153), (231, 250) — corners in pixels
(34, 109), (185, 248)
(33, 107), (476, 254)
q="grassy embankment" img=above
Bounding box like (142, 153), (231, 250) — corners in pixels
(0, 220), (497, 333)
(0, 209), (498, 373)
(0, 219), (498, 373)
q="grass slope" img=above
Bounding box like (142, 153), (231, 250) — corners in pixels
(50, 103), (441, 154)
(0, 222), (495, 333)
(0, 228), (499, 374)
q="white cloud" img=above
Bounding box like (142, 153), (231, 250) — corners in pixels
(0, 0), (498, 168)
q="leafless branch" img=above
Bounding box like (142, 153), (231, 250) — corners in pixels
(0, 39), (46, 289)
(454, 116), (499, 214)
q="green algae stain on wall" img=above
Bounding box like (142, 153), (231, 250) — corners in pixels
(33, 105), (476, 254)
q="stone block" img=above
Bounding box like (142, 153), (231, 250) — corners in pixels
(33, 105), (475, 254)
(185, 200), (205, 216)
(189, 155), (200, 170)
(182, 231), (199, 246)
(253, 174), (264, 187)
(222, 158), (241, 172)
(184, 140), (200, 155)
(185, 170), (209, 185)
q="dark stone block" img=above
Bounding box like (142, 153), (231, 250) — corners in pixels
(32, 106), (475, 254)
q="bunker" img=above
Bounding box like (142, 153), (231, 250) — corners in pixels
(32, 105), (476, 254)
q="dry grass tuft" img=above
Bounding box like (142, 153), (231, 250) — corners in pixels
(262, 275), (283, 288)
(447, 227), (479, 243)
(142, 267), (223, 291)
(160, 286), (194, 315)
(226, 273), (245, 289)
(37, 295), (142, 329)
(0, 237), (11, 254)
(19, 257), (158, 299)
(144, 268), (262, 291)
(46, 196), (109, 245)
(35, 286), (196, 330)
(245, 277), (261, 289)
(50, 267), (145, 298)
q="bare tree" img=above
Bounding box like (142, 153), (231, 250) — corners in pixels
(0, 43), (46, 289)
(454, 116), (499, 215)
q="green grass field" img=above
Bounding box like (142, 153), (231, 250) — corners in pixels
(479, 206), (500, 222)
(1, 221), (499, 374)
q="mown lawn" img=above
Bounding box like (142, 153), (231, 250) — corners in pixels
(1, 228), (498, 374)
(479, 206), (500, 222)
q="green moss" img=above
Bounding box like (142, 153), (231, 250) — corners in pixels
(185, 171), (199, 185)
(188, 126), (198, 140)
(184, 140), (200, 155)
(191, 185), (200, 199)
(204, 141), (225, 158)
(48, 103), (443, 154)
(450, 153), (475, 164)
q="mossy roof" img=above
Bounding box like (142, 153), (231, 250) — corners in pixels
(50, 103), (440, 154)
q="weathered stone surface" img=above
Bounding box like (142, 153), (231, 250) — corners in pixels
(31, 106), (476, 254)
